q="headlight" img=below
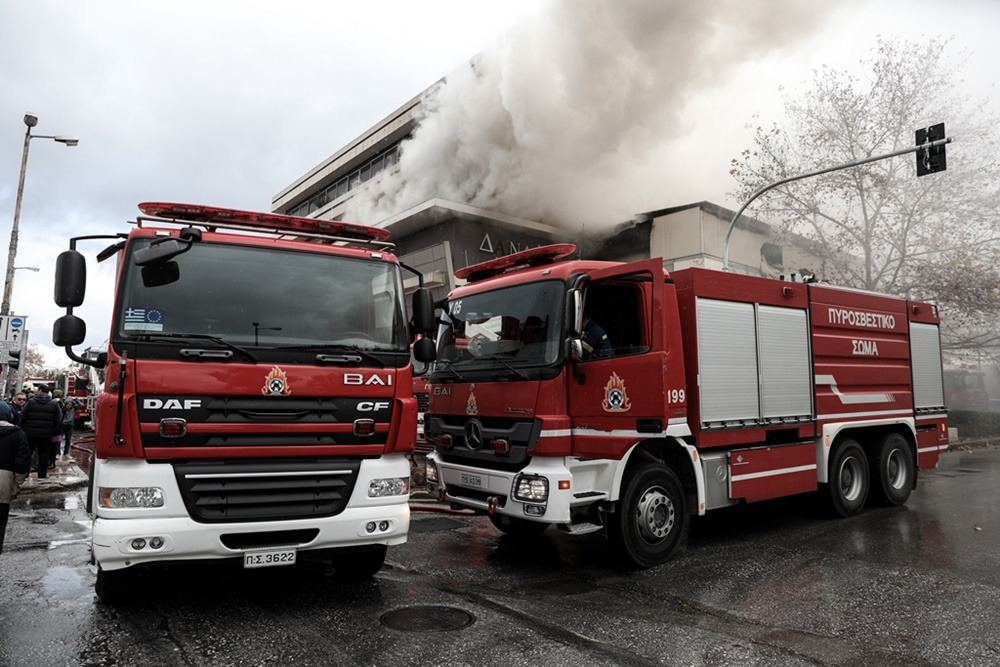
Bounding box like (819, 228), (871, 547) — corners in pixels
(99, 487), (164, 508)
(513, 475), (548, 502)
(425, 460), (439, 484)
(369, 477), (409, 497)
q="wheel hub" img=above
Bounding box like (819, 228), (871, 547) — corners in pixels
(636, 486), (674, 543)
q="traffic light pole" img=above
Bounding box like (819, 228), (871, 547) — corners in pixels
(722, 134), (952, 271)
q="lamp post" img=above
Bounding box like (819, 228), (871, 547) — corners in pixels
(2, 112), (78, 316)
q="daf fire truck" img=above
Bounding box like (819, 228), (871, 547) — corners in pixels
(52, 202), (435, 602)
(424, 244), (949, 568)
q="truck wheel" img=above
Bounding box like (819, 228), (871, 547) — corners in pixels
(332, 545), (387, 580)
(823, 438), (869, 517)
(488, 514), (549, 537)
(610, 463), (688, 569)
(868, 433), (914, 506)
(95, 566), (131, 604)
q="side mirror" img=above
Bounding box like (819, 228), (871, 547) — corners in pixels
(53, 314), (87, 347)
(568, 338), (583, 362)
(411, 287), (435, 335)
(567, 288), (583, 336)
(413, 336), (436, 363)
(54, 250), (87, 308)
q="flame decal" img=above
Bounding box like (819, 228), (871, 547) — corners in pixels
(262, 365), (292, 396)
(602, 372), (631, 412)
(467, 384), (478, 415)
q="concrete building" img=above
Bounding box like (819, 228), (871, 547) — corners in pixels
(272, 89), (827, 298)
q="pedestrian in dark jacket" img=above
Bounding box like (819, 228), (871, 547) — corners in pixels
(0, 401), (30, 553)
(5, 392), (27, 426)
(19, 385), (62, 480)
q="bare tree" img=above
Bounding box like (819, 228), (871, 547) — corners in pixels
(730, 36), (1000, 353)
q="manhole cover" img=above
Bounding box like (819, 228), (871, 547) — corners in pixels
(380, 605), (475, 632)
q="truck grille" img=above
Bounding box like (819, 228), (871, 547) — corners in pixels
(173, 458), (361, 523)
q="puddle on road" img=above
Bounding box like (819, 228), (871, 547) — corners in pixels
(42, 565), (91, 601)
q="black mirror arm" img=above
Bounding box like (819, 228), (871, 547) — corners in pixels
(63, 346), (105, 369)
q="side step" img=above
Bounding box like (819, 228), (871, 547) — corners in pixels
(557, 521), (603, 535)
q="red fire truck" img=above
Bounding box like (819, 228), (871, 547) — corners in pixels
(424, 245), (948, 567)
(52, 202), (435, 602)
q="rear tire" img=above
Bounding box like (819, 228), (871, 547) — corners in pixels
(823, 438), (869, 517)
(868, 432), (914, 506)
(488, 514), (549, 537)
(95, 566), (131, 605)
(332, 545), (387, 580)
(610, 463), (688, 569)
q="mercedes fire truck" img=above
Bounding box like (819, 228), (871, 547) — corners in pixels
(52, 203), (434, 602)
(424, 244), (948, 568)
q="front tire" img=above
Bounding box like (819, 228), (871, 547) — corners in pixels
(332, 545), (387, 580)
(823, 438), (869, 517)
(95, 566), (131, 605)
(489, 514), (549, 537)
(610, 463), (688, 569)
(868, 433), (914, 506)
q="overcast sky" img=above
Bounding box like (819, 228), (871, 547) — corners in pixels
(1, 0), (997, 368)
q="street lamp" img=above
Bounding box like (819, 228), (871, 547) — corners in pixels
(2, 112), (78, 316)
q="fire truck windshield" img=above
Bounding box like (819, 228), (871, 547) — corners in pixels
(435, 280), (563, 369)
(116, 239), (408, 356)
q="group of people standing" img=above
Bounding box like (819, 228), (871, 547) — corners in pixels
(0, 384), (85, 553)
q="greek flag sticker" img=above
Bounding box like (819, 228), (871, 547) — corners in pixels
(123, 307), (165, 331)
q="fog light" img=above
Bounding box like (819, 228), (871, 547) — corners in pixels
(379, 521), (389, 531)
(149, 537), (164, 549)
(100, 487), (165, 508)
(523, 505), (545, 517)
(513, 475), (548, 502)
(131, 538), (147, 550)
(368, 477), (409, 497)
(425, 460), (438, 484)
(366, 522), (377, 533)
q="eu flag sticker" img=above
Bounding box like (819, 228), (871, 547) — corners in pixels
(123, 307), (165, 331)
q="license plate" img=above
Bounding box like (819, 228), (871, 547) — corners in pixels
(461, 473), (483, 488)
(243, 548), (297, 569)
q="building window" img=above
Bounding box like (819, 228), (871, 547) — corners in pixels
(287, 143), (402, 218)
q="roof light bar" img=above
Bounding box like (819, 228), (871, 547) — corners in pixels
(455, 243), (577, 282)
(137, 202), (390, 242)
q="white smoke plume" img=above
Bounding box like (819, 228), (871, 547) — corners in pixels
(347, 0), (842, 231)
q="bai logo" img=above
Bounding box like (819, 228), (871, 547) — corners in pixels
(344, 373), (393, 386)
(143, 398), (202, 410)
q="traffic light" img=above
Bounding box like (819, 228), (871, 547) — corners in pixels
(7, 349), (19, 369)
(916, 123), (947, 177)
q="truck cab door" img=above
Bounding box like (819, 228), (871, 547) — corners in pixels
(567, 258), (667, 460)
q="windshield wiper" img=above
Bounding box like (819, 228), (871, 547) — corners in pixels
(435, 358), (467, 382)
(134, 332), (259, 364)
(478, 354), (529, 380)
(273, 344), (386, 367)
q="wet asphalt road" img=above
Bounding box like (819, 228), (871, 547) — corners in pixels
(1, 444), (998, 667)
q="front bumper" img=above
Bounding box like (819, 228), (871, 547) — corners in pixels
(92, 454), (411, 571)
(427, 452), (574, 523)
